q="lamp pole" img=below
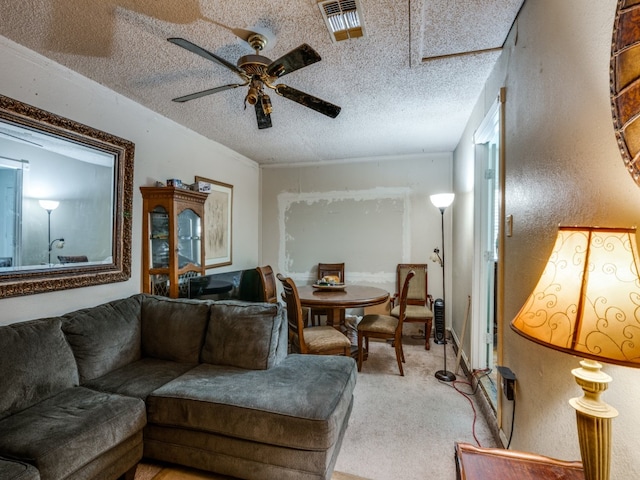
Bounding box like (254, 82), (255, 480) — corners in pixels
(39, 200), (59, 266)
(46, 208), (53, 265)
(430, 193), (455, 382)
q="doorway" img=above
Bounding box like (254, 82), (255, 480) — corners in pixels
(0, 158), (25, 267)
(471, 89), (505, 411)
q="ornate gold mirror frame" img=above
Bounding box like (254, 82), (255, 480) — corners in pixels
(0, 95), (134, 297)
(611, 0), (640, 186)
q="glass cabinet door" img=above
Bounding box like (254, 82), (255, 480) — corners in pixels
(150, 207), (169, 268)
(177, 208), (201, 268)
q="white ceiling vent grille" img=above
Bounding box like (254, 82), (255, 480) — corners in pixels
(318, 0), (365, 42)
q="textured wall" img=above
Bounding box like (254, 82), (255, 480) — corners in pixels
(454, 0), (640, 476)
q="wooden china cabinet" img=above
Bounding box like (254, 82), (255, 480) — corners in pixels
(140, 187), (208, 298)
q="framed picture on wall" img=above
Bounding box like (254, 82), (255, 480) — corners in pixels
(195, 176), (233, 268)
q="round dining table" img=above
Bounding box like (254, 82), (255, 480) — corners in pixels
(296, 284), (390, 327)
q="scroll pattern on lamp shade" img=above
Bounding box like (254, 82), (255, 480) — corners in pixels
(510, 227), (640, 368)
(611, 0), (640, 186)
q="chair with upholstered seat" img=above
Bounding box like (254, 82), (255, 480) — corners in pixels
(277, 273), (351, 356)
(311, 262), (346, 326)
(390, 264), (433, 350)
(357, 270), (415, 376)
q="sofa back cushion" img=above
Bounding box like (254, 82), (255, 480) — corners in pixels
(0, 317), (79, 420)
(141, 295), (210, 363)
(61, 295), (143, 383)
(201, 301), (286, 369)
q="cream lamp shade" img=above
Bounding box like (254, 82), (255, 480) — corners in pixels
(511, 226), (640, 367)
(510, 226), (640, 480)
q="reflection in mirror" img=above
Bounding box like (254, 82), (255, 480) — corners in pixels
(0, 95), (134, 298)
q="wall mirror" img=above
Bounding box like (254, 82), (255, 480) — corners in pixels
(0, 94), (134, 298)
(611, 1), (640, 186)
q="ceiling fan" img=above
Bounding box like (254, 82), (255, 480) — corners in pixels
(168, 34), (341, 129)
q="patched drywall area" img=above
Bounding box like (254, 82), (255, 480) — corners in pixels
(278, 188), (409, 282)
(261, 154), (454, 309)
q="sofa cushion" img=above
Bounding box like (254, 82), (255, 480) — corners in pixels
(83, 357), (197, 400)
(62, 295), (143, 383)
(0, 387), (146, 480)
(146, 354), (356, 451)
(141, 295), (210, 363)
(0, 457), (40, 480)
(202, 301), (285, 370)
(0, 317), (78, 421)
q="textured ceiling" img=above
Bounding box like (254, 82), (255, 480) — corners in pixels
(0, 0), (523, 165)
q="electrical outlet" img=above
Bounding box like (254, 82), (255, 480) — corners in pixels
(497, 366), (516, 401)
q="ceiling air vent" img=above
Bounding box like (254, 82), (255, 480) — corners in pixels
(318, 0), (365, 42)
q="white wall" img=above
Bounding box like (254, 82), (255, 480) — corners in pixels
(0, 36), (260, 324)
(453, 0), (640, 476)
(261, 154), (453, 323)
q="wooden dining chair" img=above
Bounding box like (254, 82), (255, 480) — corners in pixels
(277, 273), (351, 356)
(390, 264), (433, 350)
(357, 270), (415, 376)
(311, 262), (346, 326)
(256, 265), (278, 304)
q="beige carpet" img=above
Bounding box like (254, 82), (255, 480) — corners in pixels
(135, 337), (497, 480)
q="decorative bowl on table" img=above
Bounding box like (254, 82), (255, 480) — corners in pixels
(312, 276), (346, 291)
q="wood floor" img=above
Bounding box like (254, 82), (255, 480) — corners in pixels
(135, 461), (370, 480)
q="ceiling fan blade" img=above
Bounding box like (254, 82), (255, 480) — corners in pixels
(254, 103), (272, 129)
(266, 44), (321, 78)
(275, 85), (341, 118)
(172, 83), (245, 103)
(168, 38), (244, 76)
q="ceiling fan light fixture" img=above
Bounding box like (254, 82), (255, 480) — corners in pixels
(246, 86), (259, 106)
(318, 0), (365, 43)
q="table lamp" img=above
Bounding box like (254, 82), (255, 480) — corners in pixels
(510, 226), (640, 480)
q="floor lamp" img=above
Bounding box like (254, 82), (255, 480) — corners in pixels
(39, 199), (59, 266)
(430, 193), (455, 382)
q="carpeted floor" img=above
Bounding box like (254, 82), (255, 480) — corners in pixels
(333, 336), (498, 480)
(136, 336), (497, 480)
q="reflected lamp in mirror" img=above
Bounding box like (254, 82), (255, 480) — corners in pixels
(38, 199), (59, 212)
(510, 226), (640, 480)
(429, 193), (455, 212)
(39, 199), (61, 266)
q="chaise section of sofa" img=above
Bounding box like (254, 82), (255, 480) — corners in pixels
(145, 354), (356, 480)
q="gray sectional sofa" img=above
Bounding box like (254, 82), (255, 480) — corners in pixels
(0, 294), (357, 480)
